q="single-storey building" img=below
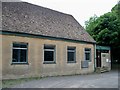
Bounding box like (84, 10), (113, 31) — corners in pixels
(0, 2), (111, 79)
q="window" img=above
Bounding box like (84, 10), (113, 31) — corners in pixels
(85, 48), (91, 61)
(67, 47), (76, 63)
(44, 45), (56, 63)
(12, 43), (28, 64)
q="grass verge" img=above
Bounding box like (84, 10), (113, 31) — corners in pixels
(2, 77), (41, 88)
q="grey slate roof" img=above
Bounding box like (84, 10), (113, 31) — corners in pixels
(1, 2), (96, 43)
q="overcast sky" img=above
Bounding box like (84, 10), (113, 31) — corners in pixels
(21, 0), (118, 26)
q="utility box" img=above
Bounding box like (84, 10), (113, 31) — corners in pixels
(81, 61), (89, 68)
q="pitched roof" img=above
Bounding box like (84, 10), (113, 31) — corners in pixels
(1, 2), (96, 43)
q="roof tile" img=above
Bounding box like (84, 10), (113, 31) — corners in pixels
(2, 2), (96, 43)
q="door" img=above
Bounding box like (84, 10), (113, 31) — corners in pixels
(101, 53), (109, 67)
(96, 50), (101, 67)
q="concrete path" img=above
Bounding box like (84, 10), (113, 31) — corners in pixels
(13, 71), (118, 88)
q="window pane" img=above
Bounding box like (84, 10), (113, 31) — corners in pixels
(85, 53), (90, 60)
(44, 45), (55, 49)
(12, 43), (28, 63)
(68, 47), (75, 50)
(85, 48), (90, 51)
(85, 48), (91, 61)
(12, 49), (19, 62)
(13, 43), (27, 48)
(67, 46), (76, 62)
(20, 44), (27, 48)
(44, 51), (54, 61)
(13, 44), (20, 48)
(68, 52), (75, 62)
(20, 49), (27, 62)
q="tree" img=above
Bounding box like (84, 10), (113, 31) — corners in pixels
(85, 2), (120, 63)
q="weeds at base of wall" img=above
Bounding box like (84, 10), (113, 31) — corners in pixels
(2, 71), (106, 88)
(2, 72), (95, 88)
(2, 77), (42, 88)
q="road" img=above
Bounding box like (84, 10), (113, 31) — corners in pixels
(13, 70), (118, 88)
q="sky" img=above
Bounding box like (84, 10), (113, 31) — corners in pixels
(21, 0), (118, 27)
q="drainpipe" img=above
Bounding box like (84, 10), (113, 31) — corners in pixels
(94, 44), (96, 72)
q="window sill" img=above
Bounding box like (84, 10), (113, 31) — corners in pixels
(67, 61), (76, 63)
(11, 62), (29, 65)
(43, 61), (56, 64)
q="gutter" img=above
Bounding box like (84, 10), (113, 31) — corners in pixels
(0, 30), (96, 44)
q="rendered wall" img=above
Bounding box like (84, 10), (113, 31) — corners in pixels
(1, 34), (95, 79)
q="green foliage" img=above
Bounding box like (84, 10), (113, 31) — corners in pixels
(112, 1), (120, 20)
(85, 15), (98, 36)
(85, 3), (120, 62)
(2, 77), (42, 88)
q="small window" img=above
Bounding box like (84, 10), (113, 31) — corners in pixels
(85, 48), (91, 61)
(67, 46), (76, 63)
(12, 43), (28, 64)
(44, 45), (56, 63)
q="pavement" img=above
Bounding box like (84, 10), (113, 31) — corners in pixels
(13, 70), (119, 88)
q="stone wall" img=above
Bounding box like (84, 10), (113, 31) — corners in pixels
(1, 34), (95, 79)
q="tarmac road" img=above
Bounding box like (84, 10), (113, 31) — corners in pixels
(13, 70), (118, 88)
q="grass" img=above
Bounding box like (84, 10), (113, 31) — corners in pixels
(2, 77), (42, 88)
